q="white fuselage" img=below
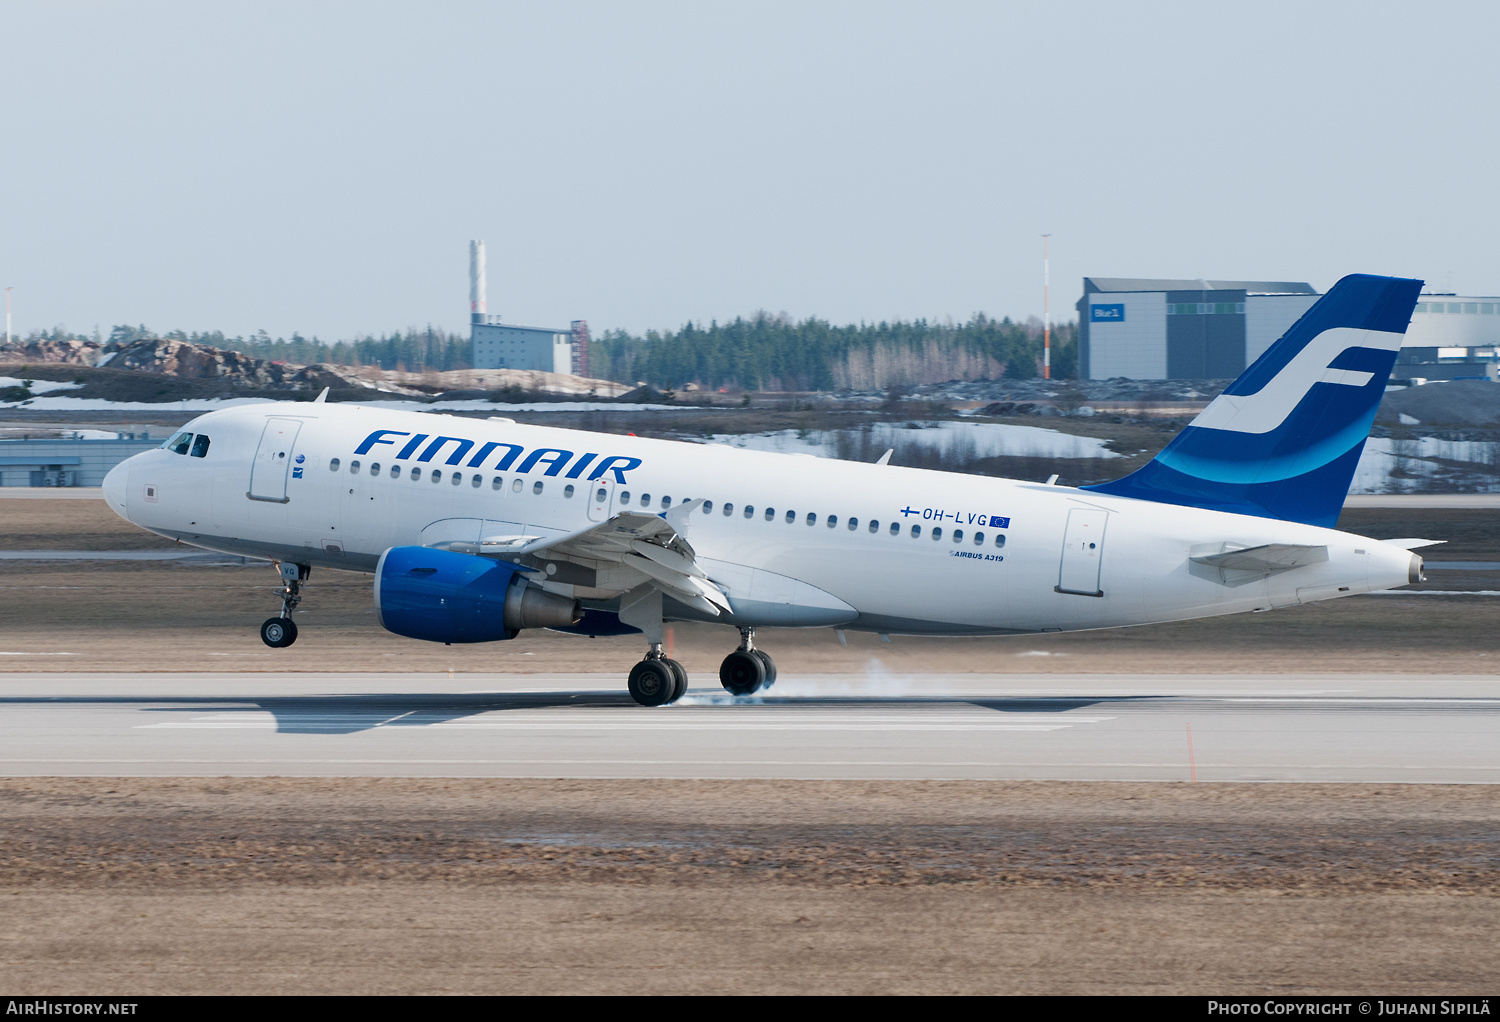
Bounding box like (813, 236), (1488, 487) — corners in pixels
(103, 401), (1417, 636)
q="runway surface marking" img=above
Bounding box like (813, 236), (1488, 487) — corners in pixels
(4, 673), (1496, 782)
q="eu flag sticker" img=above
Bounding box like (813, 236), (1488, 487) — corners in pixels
(989, 516), (1009, 528)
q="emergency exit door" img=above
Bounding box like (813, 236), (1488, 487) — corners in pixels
(587, 478), (615, 522)
(1056, 507), (1107, 597)
(248, 417), (302, 503)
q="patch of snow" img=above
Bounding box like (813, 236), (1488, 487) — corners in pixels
(705, 422), (1122, 461)
(1398, 412), (1421, 425)
(4, 395), (277, 411)
(0, 377), (84, 396)
(1350, 437), (1500, 493)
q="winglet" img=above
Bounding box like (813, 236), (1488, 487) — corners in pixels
(875, 449), (893, 466)
(313, 387), (330, 403)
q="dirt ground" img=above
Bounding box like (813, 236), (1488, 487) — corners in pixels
(1, 778), (1496, 994)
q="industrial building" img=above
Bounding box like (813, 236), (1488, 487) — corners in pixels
(467, 240), (589, 376)
(0, 434), (160, 487)
(1076, 277), (1500, 381)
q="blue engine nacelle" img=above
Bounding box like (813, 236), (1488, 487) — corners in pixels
(374, 546), (581, 644)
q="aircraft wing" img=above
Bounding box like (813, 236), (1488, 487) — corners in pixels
(460, 500), (731, 617)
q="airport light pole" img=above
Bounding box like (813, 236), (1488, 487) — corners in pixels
(1042, 235), (1051, 380)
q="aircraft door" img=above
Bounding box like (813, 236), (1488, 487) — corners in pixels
(1056, 507), (1107, 597)
(587, 478), (615, 522)
(248, 417), (303, 503)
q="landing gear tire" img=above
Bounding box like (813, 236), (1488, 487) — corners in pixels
(261, 617), (298, 648)
(719, 649), (766, 696)
(662, 658), (689, 702)
(628, 659), (678, 707)
(749, 649), (777, 690)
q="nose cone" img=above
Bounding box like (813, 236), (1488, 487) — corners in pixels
(102, 460), (130, 520)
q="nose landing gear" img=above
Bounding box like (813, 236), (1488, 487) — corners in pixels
(261, 561), (310, 648)
(720, 627), (776, 696)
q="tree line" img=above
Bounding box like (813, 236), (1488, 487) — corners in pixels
(16, 314), (1079, 388)
(590, 313), (1077, 390)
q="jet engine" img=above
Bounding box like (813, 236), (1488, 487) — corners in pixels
(374, 546), (581, 644)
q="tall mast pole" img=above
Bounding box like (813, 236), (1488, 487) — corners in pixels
(1042, 235), (1051, 380)
(5, 287), (11, 346)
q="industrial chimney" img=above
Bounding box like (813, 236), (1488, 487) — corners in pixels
(469, 240), (487, 324)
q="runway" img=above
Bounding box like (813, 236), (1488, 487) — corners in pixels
(2, 672), (1497, 782)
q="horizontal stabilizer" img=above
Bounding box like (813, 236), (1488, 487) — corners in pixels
(1190, 543), (1329, 572)
(1382, 538), (1446, 550)
(1189, 542), (1329, 587)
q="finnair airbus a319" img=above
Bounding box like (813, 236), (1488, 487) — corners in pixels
(103, 274), (1429, 705)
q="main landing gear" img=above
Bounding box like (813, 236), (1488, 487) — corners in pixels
(624, 628), (777, 707)
(616, 588), (775, 707)
(627, 644), (688, 707)
(719, 627), (776, 697)
(261, 561), (310, 648)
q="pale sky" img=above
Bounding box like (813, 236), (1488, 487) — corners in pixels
(3, 1), (1497, 341)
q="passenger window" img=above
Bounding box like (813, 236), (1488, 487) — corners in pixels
(512, 478), (523, 493)
(329, 458), (340, 471)
(640, 493), (651, 506)
(723, 503), (734, 516)
(765, 508), (775, 521)
(451, 472), (461, 485)
(995, 534), (1006, 548)
(168, 433), (192, 455)
(974, 531), (984, 545)
(432, 470), (443, 484)
(390, 465), (400, 478)
(703, 501), (713, 513)
(410, 466), (421, 479)
(620, 491), (631, 504)
(885, 521), (895, 535)
(350, 460), (360, 473)
(805, 512), (815, 525)
(932, 527), (942, 540)
(911, 525), (922, 538)
(784, 510), (795, 523)
(189, 435), (211, 458)
(661, 496), (671, 508)
(533, 481), (544, 495)
(827, 515), (837, 528)
(744, 505), (754, 518)
(493, 476), (503, 490)
(472, 474), (482, 488)
(370, 462), (380, 475)
(564, 484), (575, 498)
(953, 530), (962, 542)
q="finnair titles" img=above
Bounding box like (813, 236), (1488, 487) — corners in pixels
(104, 274), (1432, 706)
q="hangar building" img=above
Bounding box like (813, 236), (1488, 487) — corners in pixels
(0, 434), (160, 487)
(1076, 277), (1500, 381)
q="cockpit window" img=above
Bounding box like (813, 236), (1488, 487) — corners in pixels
(189, 434), (211, 458)
(166, 432), (192, 455)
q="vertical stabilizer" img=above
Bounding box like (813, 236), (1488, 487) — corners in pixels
(1085, 273), (1423, 527)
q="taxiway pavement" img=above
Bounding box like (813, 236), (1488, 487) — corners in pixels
(2, 672), (1495, 782)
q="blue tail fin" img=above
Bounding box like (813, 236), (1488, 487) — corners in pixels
(1084, 273), (1423, 527)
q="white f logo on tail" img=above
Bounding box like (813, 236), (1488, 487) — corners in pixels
(1190, 326), (1404, 436)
